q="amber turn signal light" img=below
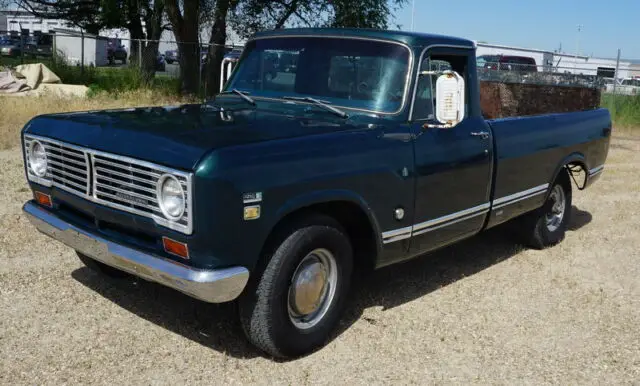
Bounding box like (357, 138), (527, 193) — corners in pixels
(34, 191), (52, 208)
(162, 236), (189, 260)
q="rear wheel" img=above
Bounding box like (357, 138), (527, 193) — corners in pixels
(520, 169), (572, 249)
(77, 252), (129, 278)
(239, 215), (353, 358)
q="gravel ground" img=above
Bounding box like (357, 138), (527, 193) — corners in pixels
(1, 135), (639, 384)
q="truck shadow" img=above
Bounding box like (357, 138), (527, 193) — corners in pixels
(71, 205), (591, 360)
(341, 206), (590, 322)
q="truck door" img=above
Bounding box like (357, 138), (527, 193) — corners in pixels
(408, 47), (493, 256)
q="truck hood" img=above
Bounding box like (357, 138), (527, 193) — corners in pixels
(23, 103), (362, 170)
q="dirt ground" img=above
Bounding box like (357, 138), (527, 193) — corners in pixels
(0, 134), (638, 384)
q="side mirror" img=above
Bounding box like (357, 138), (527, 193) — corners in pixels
(431, 71), (465, 128)
(219, 57), (238, 92)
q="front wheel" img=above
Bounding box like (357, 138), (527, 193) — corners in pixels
(520, 169), (572, 249)
(239, 215), (353, 358)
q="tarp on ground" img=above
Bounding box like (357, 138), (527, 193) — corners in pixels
(0, 63), (87, 98)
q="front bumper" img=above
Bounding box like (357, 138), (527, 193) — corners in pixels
(23, 201), (249, 303)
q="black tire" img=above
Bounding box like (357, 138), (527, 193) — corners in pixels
(77, 252), (129, 278)
(520, 169), (572, 249)
(239, 215), (353, 359)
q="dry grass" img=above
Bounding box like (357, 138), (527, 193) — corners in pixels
(0, 113), (639, 383)
(0, 91), (195, 150)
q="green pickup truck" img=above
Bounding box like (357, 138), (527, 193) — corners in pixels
(21, 28), (610, 358)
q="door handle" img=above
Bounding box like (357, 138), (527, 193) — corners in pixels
(470, 131), (490, 139)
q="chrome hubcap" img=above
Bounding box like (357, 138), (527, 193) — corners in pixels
(288, 248), (338, 329)
(545, 184), (566, 232)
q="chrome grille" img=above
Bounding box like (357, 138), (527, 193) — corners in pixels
(24, 136), (90, 196)
(23, 135), (193, 235)
(92, 152), (191, 233)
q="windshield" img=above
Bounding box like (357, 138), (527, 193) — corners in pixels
(224, 37), (411, 114)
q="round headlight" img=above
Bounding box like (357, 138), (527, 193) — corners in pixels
(28, 141), (48, 177)
(157, 174), (185, 221)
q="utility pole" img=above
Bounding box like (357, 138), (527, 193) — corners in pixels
(411, 0), (415, 31)
(574, 24), (583, 72)
(613, 48), (621, 94)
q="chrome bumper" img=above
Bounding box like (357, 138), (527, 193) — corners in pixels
(22, 201), (249, 303)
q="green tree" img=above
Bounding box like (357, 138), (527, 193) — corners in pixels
(328, 0), (407, 29)
(101, 0), (167, 82)
(19, 0), (105, 34)
(19, 0), (166, 82)
(165, 0), (201, 95)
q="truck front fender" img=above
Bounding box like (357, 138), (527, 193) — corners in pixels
(270, 189), (384, 250)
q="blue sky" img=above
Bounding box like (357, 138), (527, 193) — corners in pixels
(394, 0), (639, 60)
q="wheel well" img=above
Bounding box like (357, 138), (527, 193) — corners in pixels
(261, 201), (378, 273)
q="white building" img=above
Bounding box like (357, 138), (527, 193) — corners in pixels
(476, 42), (631, 79)
(52, 28), (109, 66)
(1, 10), (245, 52)
(1, 10), (72, 33)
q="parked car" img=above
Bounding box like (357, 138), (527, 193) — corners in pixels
(20, 28), (611, 359)
(478, 54), (538, 73)
(107, 39), (127, 65)
(31, 43), (52, 57)
(164, 49), (178, 64)
(617, 78), (640, 95)
(18, 35), (52, 57)
(0, 36), (23, 57)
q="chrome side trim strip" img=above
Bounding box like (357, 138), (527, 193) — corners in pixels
(492, 190), (546, 210)
(380, 183), (553, 244)
(412, 203), (490, 232)
(589, 165), (604, 176)
(412, 208), (489, 237)
(382, 232), (412, 244)
(491, 184), (549, 207)
(380, 203), (490, 244)
(381, 225), (412, 244)
(382, 225), (413, 239)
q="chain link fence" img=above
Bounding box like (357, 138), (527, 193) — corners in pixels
(1, 29), (638, 104)
(0, 29), (243, 95)
(477, 61), (618, 89)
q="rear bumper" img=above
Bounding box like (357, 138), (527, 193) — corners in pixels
(22, 201), (249, 303)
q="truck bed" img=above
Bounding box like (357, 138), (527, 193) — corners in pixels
(485, 108), (611, 228)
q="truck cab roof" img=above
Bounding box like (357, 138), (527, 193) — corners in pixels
(252, 28), (476, 49)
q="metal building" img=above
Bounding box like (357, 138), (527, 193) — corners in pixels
(476, 42), (631, 78)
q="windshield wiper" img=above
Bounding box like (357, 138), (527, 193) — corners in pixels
(219, 89), (256, 106)
(282, 96), (348, 119)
